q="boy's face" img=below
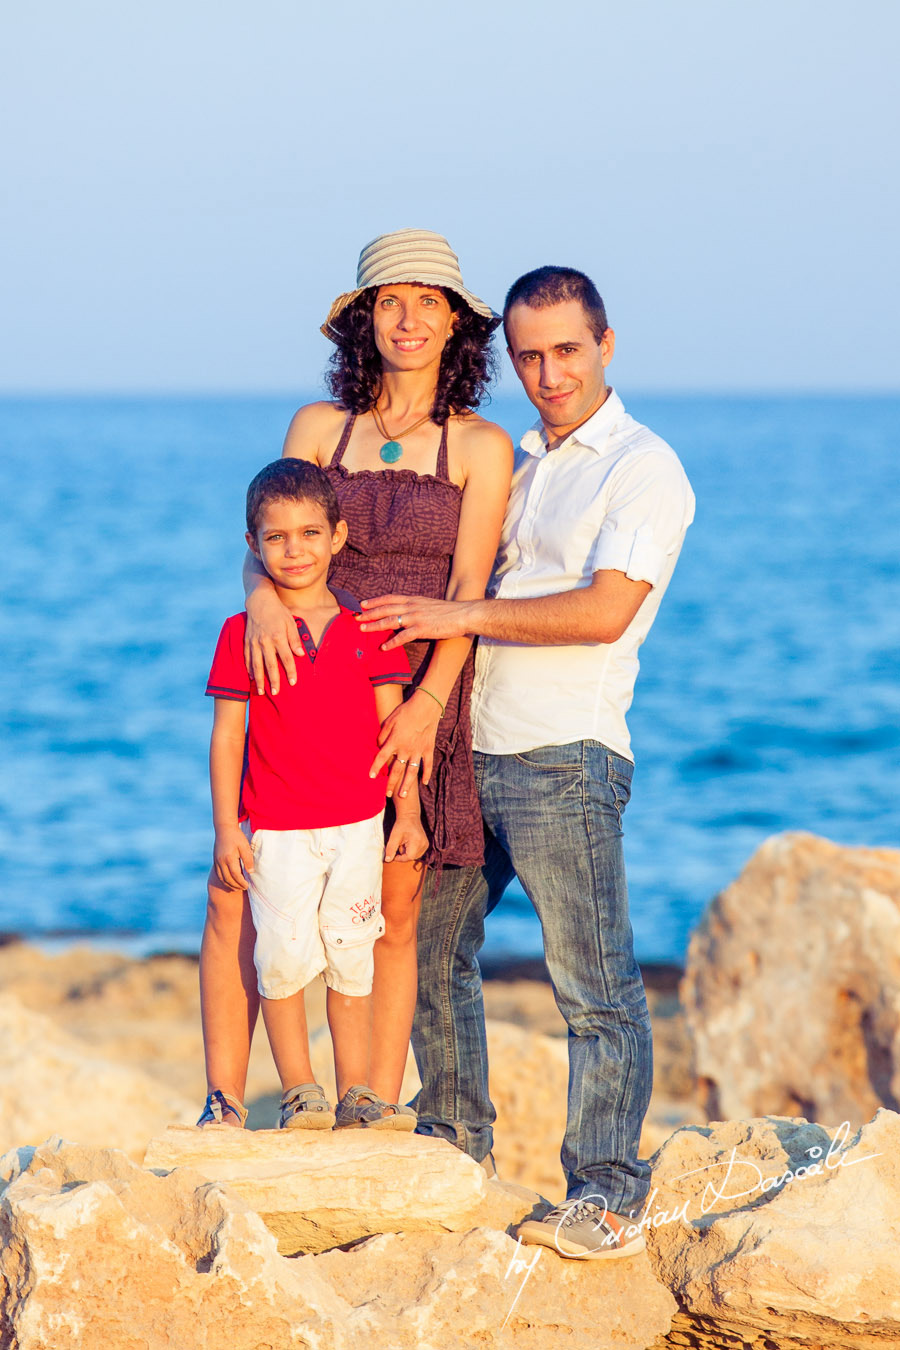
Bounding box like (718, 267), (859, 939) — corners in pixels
(246, 497), (347, 594)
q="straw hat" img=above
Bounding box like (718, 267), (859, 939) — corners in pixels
(321, 228), (499, 341)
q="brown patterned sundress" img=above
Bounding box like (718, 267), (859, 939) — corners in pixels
(325, 414), (482, 870)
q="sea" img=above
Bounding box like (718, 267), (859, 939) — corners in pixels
(1, 392), (898, 966)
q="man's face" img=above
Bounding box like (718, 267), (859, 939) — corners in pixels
(506, 299), (615, 441)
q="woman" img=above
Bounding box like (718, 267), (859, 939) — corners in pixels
(198, 229), (513, 1126)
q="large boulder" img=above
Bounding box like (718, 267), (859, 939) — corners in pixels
(0, 994), (195, 1157)
(0, 1138), (676, 1349)
(682, 832), (900, 1123)
(145, 1123), (543, 1254)
(0, 1138), (351, 1349)
(486, 1020), (569, 1195)
(646, 1109), (900, 1348)
(311, 1227), (677, 1349)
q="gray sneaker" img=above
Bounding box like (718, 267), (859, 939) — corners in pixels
(516, 1198), (646, 1259)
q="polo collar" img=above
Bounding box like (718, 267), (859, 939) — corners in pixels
(520, 387), (624, 458)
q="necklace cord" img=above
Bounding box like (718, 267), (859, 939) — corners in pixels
(372, 405), (433, 442)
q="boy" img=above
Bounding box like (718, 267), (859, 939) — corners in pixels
(199, 458), (426, 1130)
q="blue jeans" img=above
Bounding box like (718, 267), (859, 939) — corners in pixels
(412, 740), (653, 1215)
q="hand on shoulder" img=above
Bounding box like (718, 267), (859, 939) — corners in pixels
(282, 401), (347, 464)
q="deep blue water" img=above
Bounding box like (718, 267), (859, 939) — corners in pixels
(1, 393), (898, 963)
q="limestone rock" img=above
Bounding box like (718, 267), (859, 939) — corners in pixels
(0, 994), (195, 1157)
(0, 1138), (673, 1350)
(145, 1123), (542, 1255)
(487, 1013), (702, 1199)
(645, 1109), (900, 1348)
(682, 832), (900, 1123)
(486, 1020), (569, 1196)
(0, 1137), (353, 1349)
(312, 1226), (677, 1350)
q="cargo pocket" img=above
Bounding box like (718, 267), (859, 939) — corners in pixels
(321, 914), (385, 995)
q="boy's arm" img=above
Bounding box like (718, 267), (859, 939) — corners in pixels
(210, 698), (255, 890)
(373, 684), (428, 864)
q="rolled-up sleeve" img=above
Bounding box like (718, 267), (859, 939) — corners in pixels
(592, 448), (695, 587)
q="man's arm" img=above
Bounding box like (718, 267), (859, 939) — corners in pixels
(358, 568), (652, 649)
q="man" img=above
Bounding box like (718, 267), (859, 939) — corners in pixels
(359, 266), (695, 1258)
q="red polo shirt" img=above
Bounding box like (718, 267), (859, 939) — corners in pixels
(206, 607), (410, 830)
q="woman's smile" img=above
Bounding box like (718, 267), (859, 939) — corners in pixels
(372, 283), (455, 369)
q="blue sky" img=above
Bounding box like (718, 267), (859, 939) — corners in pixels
(2, 0), (897, 393)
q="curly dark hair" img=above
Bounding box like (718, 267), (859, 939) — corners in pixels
(325, 288), (499, 424)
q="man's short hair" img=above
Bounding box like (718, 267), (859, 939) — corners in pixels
(246, 458), (341, 535)
(503, 266), (608, 345)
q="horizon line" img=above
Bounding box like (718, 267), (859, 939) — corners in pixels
(1, 387), (899, 401)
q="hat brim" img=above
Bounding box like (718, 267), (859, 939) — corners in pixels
(321, 278), (500, 342)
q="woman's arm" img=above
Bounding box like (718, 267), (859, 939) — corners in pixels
(374, 685), (428, 863)
(209, 698), (255, 891)
(370, 419), (514, 797)
(243, 402), (343, 694)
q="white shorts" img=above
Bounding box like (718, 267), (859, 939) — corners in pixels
(241, 812), (385, 999)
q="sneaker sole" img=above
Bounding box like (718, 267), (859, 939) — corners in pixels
(516, 1221), (646, 1260)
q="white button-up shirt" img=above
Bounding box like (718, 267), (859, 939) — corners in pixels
(471, 389), (695, 761)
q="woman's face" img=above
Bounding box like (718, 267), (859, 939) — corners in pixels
(371, 284), (455, 372)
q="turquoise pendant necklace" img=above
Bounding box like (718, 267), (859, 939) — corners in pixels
(372, 405), (431, 464)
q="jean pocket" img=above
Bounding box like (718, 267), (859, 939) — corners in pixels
(512, 742), (583, 772)
(606, 753), (633, 812)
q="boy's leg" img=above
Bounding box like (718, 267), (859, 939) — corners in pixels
(317, 813), (387, 1098)
(244, 828), (330, 1086)
(199, 867), (259, 1109)
(260, 989), (314, 1090)
(326, 988), (373, 1099)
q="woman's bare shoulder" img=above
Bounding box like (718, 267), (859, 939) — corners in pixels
(453, 410), (515, 462)
(453, 407), (510, 445)
(282, 401), (348, 463)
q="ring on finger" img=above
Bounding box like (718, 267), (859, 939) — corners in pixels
(396, 615), (405, 627)
(398, 757), (409, 765)
(409, 760), (420, 767)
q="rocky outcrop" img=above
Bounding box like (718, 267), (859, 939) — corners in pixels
(682, 832), (900, 1124)
(0, 1137), (349, 1350)
(0, 941), (701, 1199)
(312, 1227), (677, 1349)
(645, 1109), (900, 1348)
(0, 1137), (676, 1349)
(145, 1123), (544, 1254)
(0, 994), (195, 1158)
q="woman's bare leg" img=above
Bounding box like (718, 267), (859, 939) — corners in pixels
(367, 858), (425, 1104)
(199, 868), (260, 1112)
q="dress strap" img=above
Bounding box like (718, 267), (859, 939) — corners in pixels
(330, 414), (356, 467)
(436, 420), (451, 482)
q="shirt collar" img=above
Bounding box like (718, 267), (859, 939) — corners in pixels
(519, 387), (624, 458)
